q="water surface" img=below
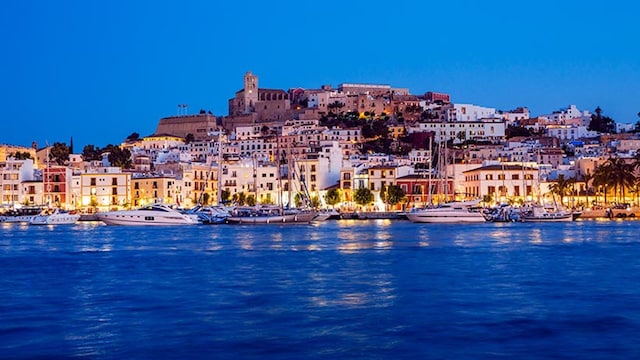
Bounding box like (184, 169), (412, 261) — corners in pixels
(2, 220), (640, 359)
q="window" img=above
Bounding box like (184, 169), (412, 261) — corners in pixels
(512, 174), (519, 180)
(90, 178), (96, 186)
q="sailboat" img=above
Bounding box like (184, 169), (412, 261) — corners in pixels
(226, 142), (316, 224)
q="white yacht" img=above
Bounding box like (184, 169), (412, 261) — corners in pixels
(520, 203), (579, 222)
(406, 200), (488, 223)
(30, 208), (81, 225)
(96, 203), (199, 226)
(313, 208), (340, 221)
(0, 207), (42, 224)
(226, 205), (317, 224)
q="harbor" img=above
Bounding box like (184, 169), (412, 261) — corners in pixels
(3, 220), (640, 358)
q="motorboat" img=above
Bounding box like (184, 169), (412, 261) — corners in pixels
(226, 205), (317, 224)
(0, 207), (43, 224)
(96, 203), (200, 226)
(520, 203), (579, 222)
(183, 205), (230, 224)
(485, 205), (524, 222)
(30, 208), (81, 225)
(406, 200), (488, 223)
(313, 208), (340, 221)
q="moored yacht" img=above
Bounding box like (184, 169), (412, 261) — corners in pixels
(313, 208), (340, 221)
(96, 203), (199, 226)
(226, 205), (317, 224)
(30, 208), (81, 225)
(0, 206), (43, 224)
(520, 203), (579, 222)
(406, 200), (488, 223)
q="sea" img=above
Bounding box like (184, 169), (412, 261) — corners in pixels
(1, 219), (640, 359)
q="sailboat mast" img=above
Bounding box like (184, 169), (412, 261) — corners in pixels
(216, 131), (224, 205)
(427, 135), (432, 205)
(287, 142), (293, 208)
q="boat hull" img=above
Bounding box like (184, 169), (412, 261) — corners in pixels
(226, 212), (317, 224)
(522, 214), (574, 222)
(406, 212), (487, 223)
(1, 215), (36, 223)
(96, 213), (198, 226)
(30, 214), (80, 225)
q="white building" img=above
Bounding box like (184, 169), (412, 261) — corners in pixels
(545, 124), (598, 141)
(448, 103), (497, 122)
(0, 158), (35, 207)
(540, 105), (592, 126)
(407, 120), (506, 144)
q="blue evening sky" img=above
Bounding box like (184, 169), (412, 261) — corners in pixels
(1, 0), (639, 150)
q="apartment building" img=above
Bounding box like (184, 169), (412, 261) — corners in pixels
(463, 163), (539, 203)
(79, 167), (131, 211)
(1, 158), (35, 207)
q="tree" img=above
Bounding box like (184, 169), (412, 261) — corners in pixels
(605, 157), (635, 202)
(632, 151), (640, 172)
(588, 106), (616, 133)
(548, 174), (572, 206)
(310, 196), (321, 209)
(233, 192), (246, 205)
(353, 187), (374, 208)
(385, 185), (406, 206)
(82, 144), (102, 161)
(582, 171), (593, 208)
(324, 188), (342, 208)
(505, 125), (533, 139)
(327, 101), (345, 114)
(246, 194), (256, 206)
(104, 145), (132, 169)
(49, 142), (70, 165)
(593, 162), (613, 205)
(126, 132), (140, 141)
(184, 133), (195, 144)
(221, 189), (231, 204)
(10, 151), (32, 160)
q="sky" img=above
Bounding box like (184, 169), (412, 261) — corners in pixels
(1, 0), (639, 150)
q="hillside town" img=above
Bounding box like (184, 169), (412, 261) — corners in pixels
(2, 71), (640, 217)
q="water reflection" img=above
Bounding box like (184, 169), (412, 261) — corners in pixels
(528, 228), (542, 244)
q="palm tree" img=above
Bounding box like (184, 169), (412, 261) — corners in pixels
(548, 174), (572, 207)
(582, 171), (593, 208)
(629, 181), (640, 207)
(632, 151), (640, 171)
(606, 157), (635, 203)
(593, 162), (613, 205)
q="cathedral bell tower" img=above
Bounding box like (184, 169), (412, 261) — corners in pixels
(243, 71), (258, 114)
